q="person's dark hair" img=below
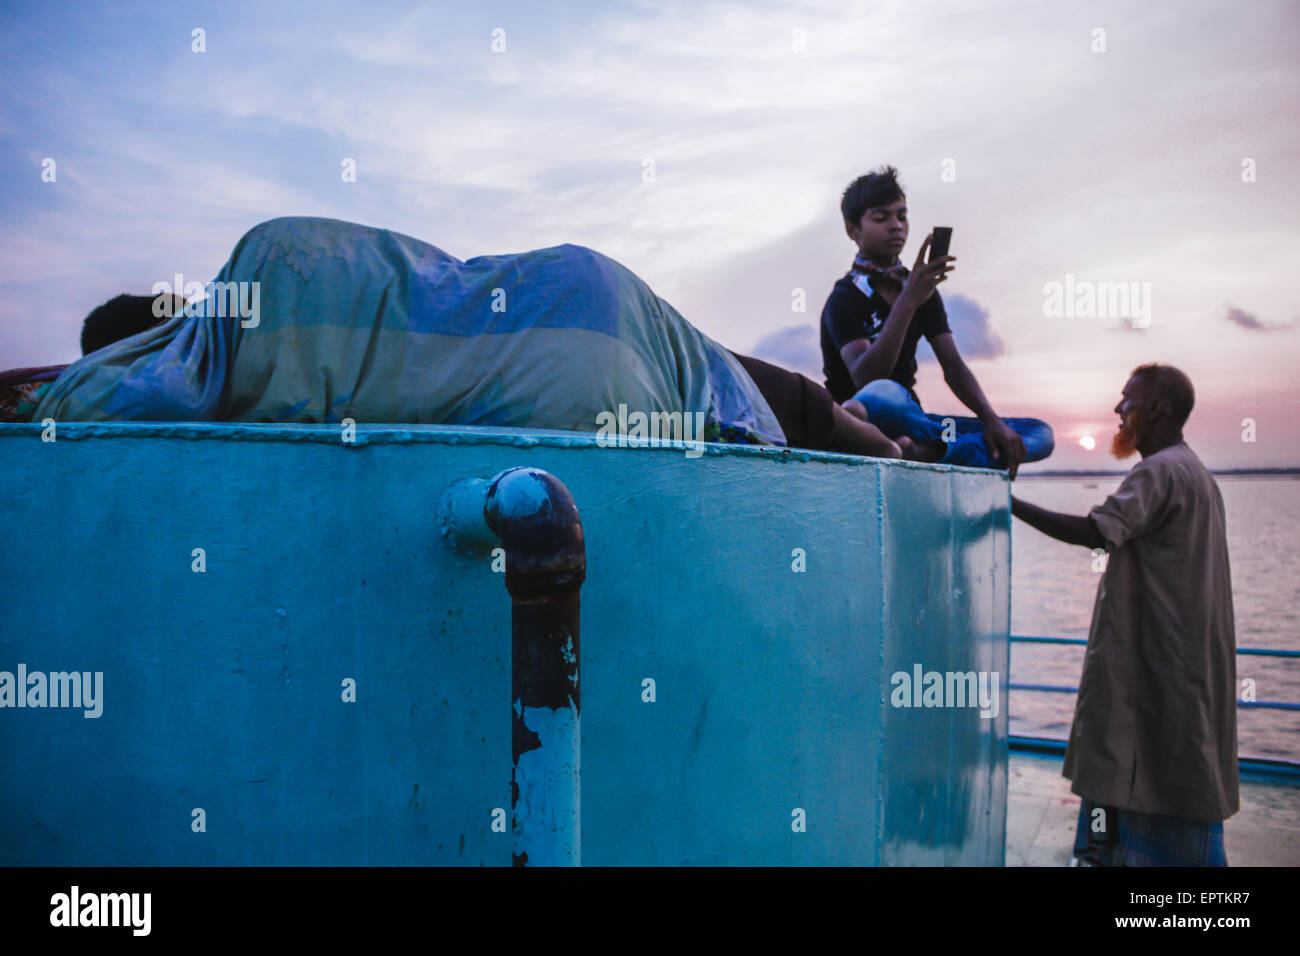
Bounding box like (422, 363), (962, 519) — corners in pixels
(1131, 363), (1195, 426)
(80, 293), (171, 355)
(841, 166), (906, 228)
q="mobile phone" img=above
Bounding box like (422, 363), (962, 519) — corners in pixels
(929, 227), (952, 262)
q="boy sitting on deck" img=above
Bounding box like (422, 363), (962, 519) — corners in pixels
(13, 216), (905, 461)
(821, 167), (1055, 478)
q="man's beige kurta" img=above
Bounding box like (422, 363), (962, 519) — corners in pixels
(1063, 441), (1239, 821)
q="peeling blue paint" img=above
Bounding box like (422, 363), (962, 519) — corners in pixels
(513, 704), (580, 867)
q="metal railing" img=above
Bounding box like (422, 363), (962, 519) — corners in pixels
(1008, 634), (1300, 781)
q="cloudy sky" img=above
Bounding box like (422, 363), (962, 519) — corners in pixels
(2, 0), (1297, 470)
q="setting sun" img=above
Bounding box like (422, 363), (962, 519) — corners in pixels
(1079, 435), (1097, 451)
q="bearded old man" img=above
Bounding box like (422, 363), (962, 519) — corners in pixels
(1010, 363), (1238, 866)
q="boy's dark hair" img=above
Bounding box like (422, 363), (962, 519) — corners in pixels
(80, 294), (168, 355)
(841, 166), (906, 228)
(1131, 362), (1195, 426)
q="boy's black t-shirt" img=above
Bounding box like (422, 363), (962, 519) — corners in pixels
(819, 276), (951, 403)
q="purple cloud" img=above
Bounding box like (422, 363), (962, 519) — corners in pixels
(922, 293), (1005, 361)
(1226, 307), (1266, 331)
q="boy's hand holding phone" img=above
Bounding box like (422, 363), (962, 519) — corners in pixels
(898, 229), (955, 311)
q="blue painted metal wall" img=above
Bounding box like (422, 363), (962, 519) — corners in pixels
(0, 423), (1009, 865)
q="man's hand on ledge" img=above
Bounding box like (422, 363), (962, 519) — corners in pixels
(1011, 495), (1106, 550)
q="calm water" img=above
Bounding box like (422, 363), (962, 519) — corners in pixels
(1010, 475), (1300, 761)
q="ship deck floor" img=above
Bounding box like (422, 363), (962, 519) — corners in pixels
(1007, 752), (1300, 866)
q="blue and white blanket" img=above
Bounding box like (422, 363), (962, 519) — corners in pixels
(33, 217), (785, 447)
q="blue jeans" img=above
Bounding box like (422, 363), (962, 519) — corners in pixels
(850, 379), (1054, 469)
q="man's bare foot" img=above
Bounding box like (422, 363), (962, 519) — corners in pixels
(842, 400), (869, 423)
(828, 402), (903, 458)
(897, 436), (946, 462)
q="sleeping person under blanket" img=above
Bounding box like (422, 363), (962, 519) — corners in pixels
(13, 216), (910, 458)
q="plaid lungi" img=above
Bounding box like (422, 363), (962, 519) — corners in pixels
(1073, 798), (1227, 866)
